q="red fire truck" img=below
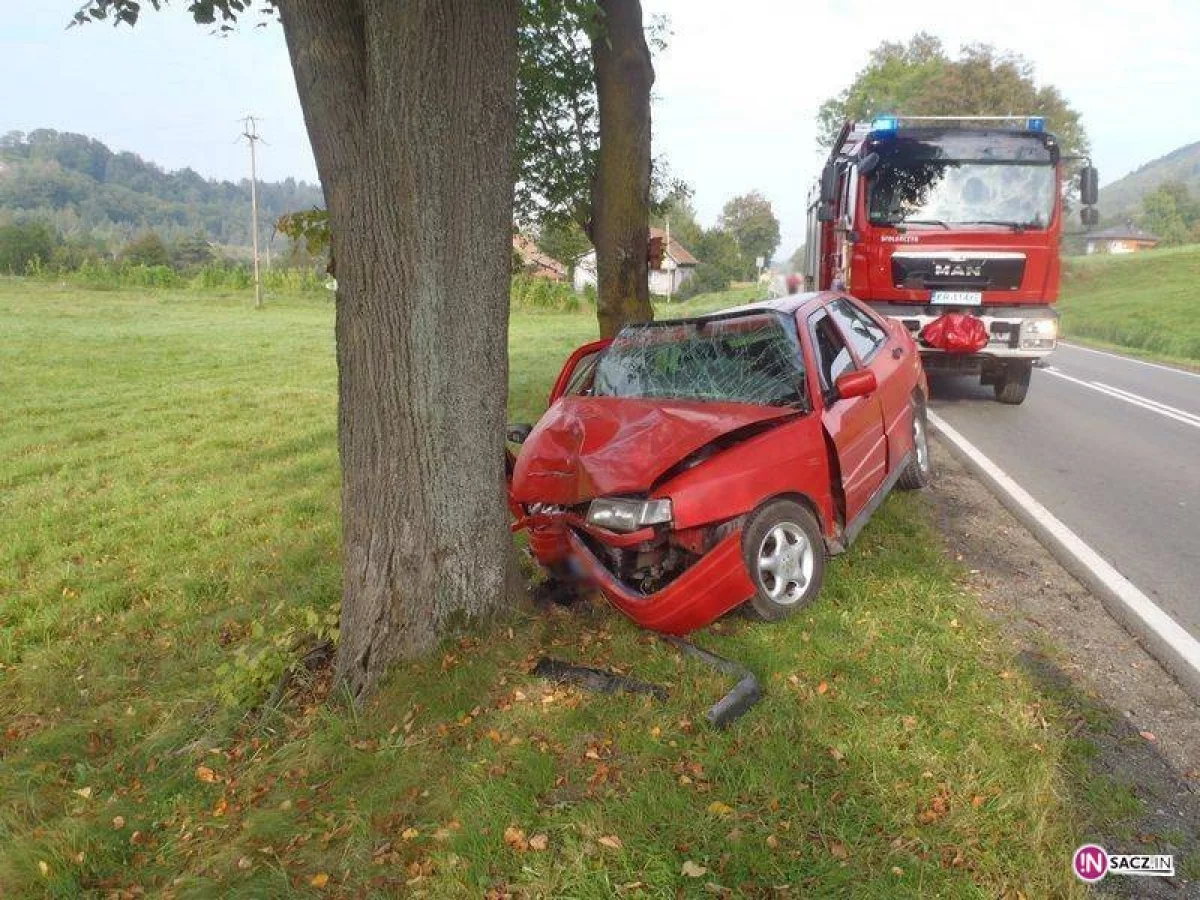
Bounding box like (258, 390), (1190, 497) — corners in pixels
(804, 116), (1098, 403)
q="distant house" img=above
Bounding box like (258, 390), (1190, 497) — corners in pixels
(513, 234), (568, 281)
(572, 227), (699, 295)
(1085, 224), (1160, 255)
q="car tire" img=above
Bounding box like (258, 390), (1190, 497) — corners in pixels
(897, 399), (933, 490)
(993, 360), (1032, 404)
(741, 499), (826, 622)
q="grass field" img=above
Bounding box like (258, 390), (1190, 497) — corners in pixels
(0, 279), (1144, 897)
(1061, 243), (1200, 363)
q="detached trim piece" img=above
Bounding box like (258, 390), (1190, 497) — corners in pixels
(664, 636), (763, 729)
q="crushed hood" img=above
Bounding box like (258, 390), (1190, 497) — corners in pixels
(510, 396), (795, 505)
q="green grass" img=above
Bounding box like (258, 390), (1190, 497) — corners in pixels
(1061, 244), (1200, 363)
(0, 278), (1146, 897)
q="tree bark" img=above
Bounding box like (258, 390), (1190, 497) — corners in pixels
(279, 0), (520, 700)
(590, 0), (655, 339)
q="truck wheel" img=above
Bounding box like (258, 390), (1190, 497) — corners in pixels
(741, 499), (825, 622)
(993, 360), (1032, 404)
(898, 400), (933, 490)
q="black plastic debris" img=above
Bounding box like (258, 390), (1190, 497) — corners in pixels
(663, 636), (763, 729)
(531, 657), (669, 702)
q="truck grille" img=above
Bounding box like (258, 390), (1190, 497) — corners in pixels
(891, 252), (1025, 291)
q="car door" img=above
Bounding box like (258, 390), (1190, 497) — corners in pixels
(547, 338), (612, 405)
(827, 296), (911, 470)
(806, 305), (888, 524)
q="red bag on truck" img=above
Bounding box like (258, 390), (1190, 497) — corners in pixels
(921, 313), (989, 354)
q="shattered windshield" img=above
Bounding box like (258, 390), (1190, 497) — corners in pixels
(593, 313), (807, 407)
(867, 132), (1057, 228)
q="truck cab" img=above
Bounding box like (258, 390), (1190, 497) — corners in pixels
(805, 116), (1099, 404)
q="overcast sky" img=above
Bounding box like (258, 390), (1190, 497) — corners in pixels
(4, 1), (1198, 254)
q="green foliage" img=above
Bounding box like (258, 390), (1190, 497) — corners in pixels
(0, 129), (322, 252)
(120, 230), (172, 268)
(535, 218), (592, 270)
(0, 221), (55, 274)
(818, 34), (1088, 159)
(1099, 140), (1200, 224)
(510, 274), (580, 312)
(171, 231), (215, 269)
(1140, 182), (1200, 246)
(693, 226), (746, 282)
(718, 191), (781, 272)
(675, 262), (729, 301)
(215, 603), (340, 707)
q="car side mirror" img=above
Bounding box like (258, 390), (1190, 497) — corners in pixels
(820, 164), (838, 204)
(1080, 206), (1099, 229)
(817, 202), (835, 223)
(859, 152), (880, 176)
(506, 423), (533, 444)
(834, 369), (877, 401)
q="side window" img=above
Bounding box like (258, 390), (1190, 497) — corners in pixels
(807, 309), (855, 394)
(829, 298), (887, 362)
(563, 352), (601, 396)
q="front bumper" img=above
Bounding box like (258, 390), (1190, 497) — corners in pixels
(565, 528), (756, 634)
(872, 304), (1058, 360)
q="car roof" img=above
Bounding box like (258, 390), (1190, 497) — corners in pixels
(688, 290), (837, 321)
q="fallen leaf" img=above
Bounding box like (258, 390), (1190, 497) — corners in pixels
(1139, 730), (1158, 743)
(829, 841), (849, 860)
(828, 746), (845, 762)
(707, 801), (734, 817)
(901, 716), (917, 731)
(237, 857), (253, 871)
(817, 681), (829, 695)
(73, 786), (93, 800)
(971, 794), (987, 808)
(310, 872), (330, 888)
(195, 765), (219, 784)
(401, 827), (420, 841)
(38, 860), (50, 877)
(112, 815), (126, 830)
(681, 860), (708, 877)
(529, 833), (549, 851)
(212, 797), (228, 817)
(892, 866), (904, 876)
(503, 826), (528, 852)
(598, 835), (623, 850)
(765, 835), (780, 850)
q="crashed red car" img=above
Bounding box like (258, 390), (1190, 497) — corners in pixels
(508, 291), (931, 634)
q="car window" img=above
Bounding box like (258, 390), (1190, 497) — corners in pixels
(563, 352), (601, 396)
(829, 298), (887, 362)
(808, 309), (855, 392)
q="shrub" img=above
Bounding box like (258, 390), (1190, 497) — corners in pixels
(676, 263), (729, 301)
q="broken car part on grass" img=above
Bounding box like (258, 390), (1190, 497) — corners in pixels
(509, 292), (933, 635)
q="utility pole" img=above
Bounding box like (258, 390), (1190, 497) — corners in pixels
(241, 115), (264, 309)
(665, 217), (672, 304)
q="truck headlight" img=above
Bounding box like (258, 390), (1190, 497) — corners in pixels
(1019, 318), (1058, 349)
(586, 497), (673, 533)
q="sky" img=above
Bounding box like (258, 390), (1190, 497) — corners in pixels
(3, 1), (1199, 255)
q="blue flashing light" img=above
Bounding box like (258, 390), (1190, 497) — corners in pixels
(871, 116), (899, 133)
(1027, 116), (1046, 132)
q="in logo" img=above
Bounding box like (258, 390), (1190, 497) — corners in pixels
(1073, 845), (1108, 883)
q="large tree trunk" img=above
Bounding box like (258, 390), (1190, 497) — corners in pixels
(279, 0), (520, 700)
(590, 0), (655, 339)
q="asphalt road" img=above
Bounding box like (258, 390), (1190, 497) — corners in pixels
(927, 342), (1200, 642)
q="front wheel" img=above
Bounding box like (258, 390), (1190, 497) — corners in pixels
(741, 499), (826, 622)
(898, 400), (933, 490)
(993, 360), (1032, 404)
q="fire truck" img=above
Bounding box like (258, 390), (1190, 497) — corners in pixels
(804, 116), (1099, 403)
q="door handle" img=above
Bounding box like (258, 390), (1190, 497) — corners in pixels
(892, 346), (904, 359)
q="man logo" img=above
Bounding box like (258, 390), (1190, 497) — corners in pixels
(1073, 845), (1109, 883)
(933, 262), (983, 278)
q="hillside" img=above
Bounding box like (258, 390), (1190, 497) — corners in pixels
(0, 129), (322, 250)
(1099, 140), (1200, 224)
(1060, 243), (1200, 362)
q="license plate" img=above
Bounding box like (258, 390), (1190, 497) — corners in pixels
(931, 291), (982, 306)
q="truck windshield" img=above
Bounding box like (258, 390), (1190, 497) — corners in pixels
(867, 133), (1057, 229)
(593, 313), (807, 408)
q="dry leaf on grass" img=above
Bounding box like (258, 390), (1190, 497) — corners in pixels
(528, 833), (549, 851)
(195, 765), (219, 784)
(681, 860), (708, 877)
(310, 872), (330, 888)
(598, 834), (623, 850)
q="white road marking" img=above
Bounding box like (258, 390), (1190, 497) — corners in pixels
(1058, 341), (1200, 380)
(1042, 367), (1200, 431)
(928, 411), (1200, 701)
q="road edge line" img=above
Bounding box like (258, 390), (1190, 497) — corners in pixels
(928, 410), (1200, 703)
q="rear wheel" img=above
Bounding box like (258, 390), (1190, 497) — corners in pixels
(993, 360), (1032, 404)
(741, 500), (825, 622)
(898, 399), (933, 489)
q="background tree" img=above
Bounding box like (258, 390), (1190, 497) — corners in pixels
(120, 230), (172, 267)
(718, 191), (781, 277)
(79, 0), (522, 700)
(0, 221), (55, 274)
(171, 231), (215, 269)
(1141, 182), (1200, 246)
(818, 34), (1088, 159)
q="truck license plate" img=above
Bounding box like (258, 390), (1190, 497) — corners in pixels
(931, 291), (982, 306)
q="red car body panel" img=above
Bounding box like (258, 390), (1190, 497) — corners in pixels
(510, 292), (928, 635)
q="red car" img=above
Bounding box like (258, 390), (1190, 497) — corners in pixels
(508, 291), (931, 634)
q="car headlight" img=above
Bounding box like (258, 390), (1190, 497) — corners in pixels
(586, 497), (673, 533)
(1019, 318), (1058, 349)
